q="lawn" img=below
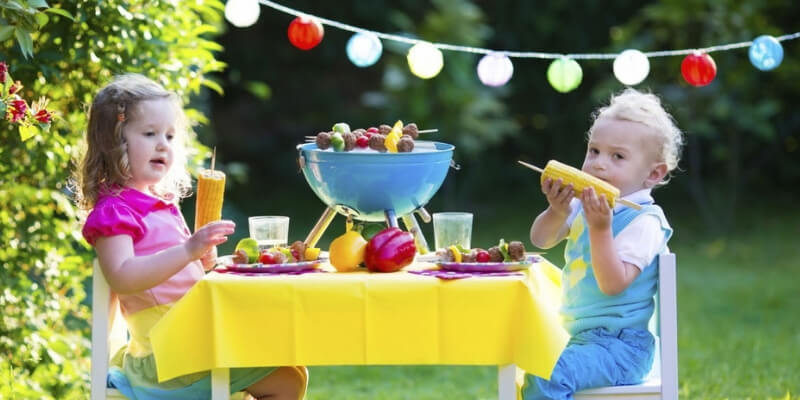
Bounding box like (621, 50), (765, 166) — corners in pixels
(302, 199), (800, 399)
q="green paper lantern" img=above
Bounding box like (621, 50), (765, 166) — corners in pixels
(547, 57), (583, 93)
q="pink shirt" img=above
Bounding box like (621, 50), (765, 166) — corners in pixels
(83, 188), (204, 316)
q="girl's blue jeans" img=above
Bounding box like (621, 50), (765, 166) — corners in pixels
(521, 327), (655, 400)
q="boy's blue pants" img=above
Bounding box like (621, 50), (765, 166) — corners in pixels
(521, 328), (655, 400)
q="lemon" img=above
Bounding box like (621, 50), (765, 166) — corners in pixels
(235, 238), (259, 263)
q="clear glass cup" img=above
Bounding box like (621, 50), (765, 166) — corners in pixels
(432, 212), (473, 250)
(248, 216), (290, 250)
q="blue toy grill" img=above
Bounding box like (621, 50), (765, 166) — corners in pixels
(297, 141), (455, 250)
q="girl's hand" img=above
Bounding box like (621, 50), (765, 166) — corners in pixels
(185, 220), (235, 261)
(200, 246), (218, 271)
(542, 177), (574, 217)
(580, 187), (611, 231)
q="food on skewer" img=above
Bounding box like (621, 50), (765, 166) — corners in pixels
(194, 169), (225, 231)
(310, 121), (428, 153)
(518, 160), (642, 210)
(437, 239), (527, 263)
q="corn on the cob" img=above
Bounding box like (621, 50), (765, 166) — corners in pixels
(194, 169), (226, 231)
(541, 160), (621, 207)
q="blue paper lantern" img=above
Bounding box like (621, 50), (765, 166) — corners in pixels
(346, 32), (383, 68)
(749, 35), (783, 71)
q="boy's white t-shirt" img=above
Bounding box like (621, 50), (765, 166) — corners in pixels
(565, 188), (668, 270)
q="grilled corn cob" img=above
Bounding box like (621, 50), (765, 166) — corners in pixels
(540, 160), (620, 207)
(194, 169), (226, 231)
(517, 160), (642, 210)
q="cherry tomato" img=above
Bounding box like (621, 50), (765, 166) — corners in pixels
(259, 251), (278, 264)
(356, 135), (369, 148)
(366, 127), (379, 134)
(476, 250), (491, 263)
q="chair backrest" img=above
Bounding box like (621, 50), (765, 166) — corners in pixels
(656, 252), (678, 398)
(91, 260), (128, 400)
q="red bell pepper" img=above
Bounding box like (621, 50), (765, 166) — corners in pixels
(364, 227), (417, 272)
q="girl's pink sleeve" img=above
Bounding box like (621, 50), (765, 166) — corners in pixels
(82, 202), (145, 245)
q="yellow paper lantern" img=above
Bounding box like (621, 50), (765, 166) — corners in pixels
(407, 42), (444, 79)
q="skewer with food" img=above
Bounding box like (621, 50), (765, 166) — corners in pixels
(311, 120), (435, 153)
(436, 239), (527, 263)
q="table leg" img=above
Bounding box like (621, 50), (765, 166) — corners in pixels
(498, 364), (516, 400)
(211, 368), (230, 400)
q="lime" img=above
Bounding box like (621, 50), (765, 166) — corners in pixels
(234, 238), (259, 263)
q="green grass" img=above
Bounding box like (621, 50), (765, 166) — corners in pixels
(302, 200), (800, 399)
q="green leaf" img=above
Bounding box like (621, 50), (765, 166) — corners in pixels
(0, 25), (14, 41)
(13, 27), (34, 59)
(18, 124), (38, 141)
(201, 78), (224, 95)
(44, 7), (74, 20)
(27, 0), (49, 8)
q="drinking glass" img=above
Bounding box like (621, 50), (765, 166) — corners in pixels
(248, 216), (289, 250)
(433, 212), (473, 251)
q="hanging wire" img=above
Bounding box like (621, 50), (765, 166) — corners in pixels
(259, 0), (799, 60)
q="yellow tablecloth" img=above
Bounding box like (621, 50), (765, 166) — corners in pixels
(150, 260), (568, 382)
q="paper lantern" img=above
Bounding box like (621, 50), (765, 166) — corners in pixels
(224, 0), (260, 28)
(613, 49), (650, 85)
(288, 16), (324, 50)
(547, 57), (582, 93)
(749, 35), (783, 71)
(346, 32), (383, 67)
(477, 53), (514, 87)
(681, 52), (716, 87)
(407, 42), (444, 79)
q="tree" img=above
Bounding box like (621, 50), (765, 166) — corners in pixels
(1, 1), (225, 397)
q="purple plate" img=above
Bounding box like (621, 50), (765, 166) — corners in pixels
(438, 254), (540, 273)
(220, 261), (322, 274)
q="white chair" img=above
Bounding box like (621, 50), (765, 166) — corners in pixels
(90, 259), (129, 400)
(498, 252), (678, 400)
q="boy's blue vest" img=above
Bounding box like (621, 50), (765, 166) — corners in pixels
(561, 204), (672, 336)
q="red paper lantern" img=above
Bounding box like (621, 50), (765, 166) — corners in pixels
(681, 52), (717, 87)
(287, 16), (324, 50)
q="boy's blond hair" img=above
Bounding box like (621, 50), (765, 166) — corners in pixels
(589, 88), (683, 184)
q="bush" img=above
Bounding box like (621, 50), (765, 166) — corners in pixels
(0, 1), (226, 397)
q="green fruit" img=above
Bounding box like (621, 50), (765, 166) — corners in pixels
(332, 122), (351, 134)
(330, 132), (345, 152)
(360, 223), (384, 241)
(235, 238), (259, 263)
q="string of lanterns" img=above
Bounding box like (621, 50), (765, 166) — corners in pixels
(224, 0), (798, 92)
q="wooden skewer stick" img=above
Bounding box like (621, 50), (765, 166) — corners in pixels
(516, 160), (642, 210)
(210, 147), (216, 171)
(418, 129), (437, 134)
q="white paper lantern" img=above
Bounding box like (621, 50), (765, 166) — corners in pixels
(613, 49), (650, 85)
(407, 42), (444, 79)
(224, 0), (260, 28)
(477, 53), (514, 87)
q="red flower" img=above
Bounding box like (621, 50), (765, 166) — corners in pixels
(7, 99), (27, 123)
(34, 108), (52, 124)
(0, 62), (7, 84)
(8, 81), (22, 95)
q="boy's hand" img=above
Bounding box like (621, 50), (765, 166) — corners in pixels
(185, 220), (235, 261)
(542, 177), (574, 217)
(580, 187), (611, 230)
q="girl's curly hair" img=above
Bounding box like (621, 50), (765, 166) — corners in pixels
(73, 73), (191, 210)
